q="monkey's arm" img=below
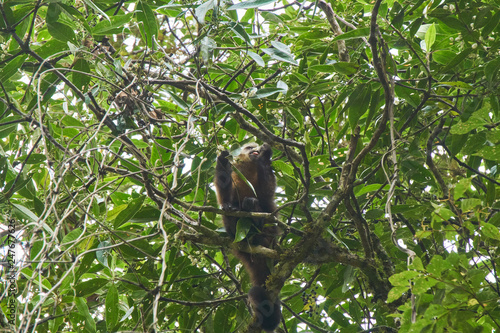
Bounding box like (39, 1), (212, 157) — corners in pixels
(215, 151), (233, 208)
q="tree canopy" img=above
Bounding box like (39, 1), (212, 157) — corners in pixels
(1, 0), (500, 332)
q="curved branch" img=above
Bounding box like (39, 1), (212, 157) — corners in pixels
(317, 0), (349, 62)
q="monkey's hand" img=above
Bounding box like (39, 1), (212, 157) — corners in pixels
(221, 203), (236, 211)
(217, 150), (231, 165)
(242, 197), (260, 212)
(260, 144), (272, 161)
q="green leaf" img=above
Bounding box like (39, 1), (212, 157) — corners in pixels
(165, 91), (189, 110)
(426, 255), (451, 276)
(348, 84), (371, 130)
(355, 184), (388, 196)
(76, 246), (98, 278)
(410, 257), (424, 271)
(262, 42), (297, 66)
(75, 278), (109, 297)
(72, 58), (91, 90)
(137, 1), (158, 47)
(106, 284), (119, 330)
(438, 81), (474, 90)
(387, 286), (409, 303)
(412, 276), (438, 294)
(332, 27), (370, 41)
(200, 36), (216, 62)
(194, 0), (214, 25)
(234, 218), (252, 242)
(272, 159), (295, 176)
(57, 3), (92, 33)
(92, 14), (133, 35)
(395, 84), (420, 108)
(431, 204), (454, 223)
(82, 0), (109, 21)
(308, 82), (335, 94)
(75, 297), (97, 333)
(96, 241), (111, 267)
(250, 87), (286, 99)
(487, 180), (496, 207)
(449, 133), (468, 156)
(489, 213), (500, 226)
(481, 223), (500, 240)
(61, 228), (84, 247)
(120, 306), (135, 322)
(16, 153), (47, 165)
(365, 209), (384, 219)
(12, 203), (38, 222)
(228, 0), (277, 10)
(484, 58), (500, 84)
(436, 16), (466, 31)
(332, 62), (359, 75)
(450, 118), (488, 135)
(61, 115), (85, 128)
(247, 51), (265, 66)
(440, 48), (473, 73)
(424, 23), (436, 51)
(309, 65), (336, 73)
(285, 106), (304, 128)
(0, 116), (19, 139)
(391, 6), (404, 29)
(272, 40), (291, 53)
(330, 310), (351, 327)
(114, 196), (146, 228)
(30, 241), (44, 262)
(365, 88), (382, 133)
(292, 72), (309, 83)
(46, 2), (61, 23)
(228, 22), (250, 44)
(261, 11), (283, 24)
(461, 198), (481, 212)
(131, 139), (150, 149)
(388, 270), (420, 286)
(214, 306), (232, 332)
(342, 265), (356, 292)
(482, 10), (500, 37)
(130, 206), (161, 223)
(0, 55), (27, 82)
(475, 146), (500, 161)
(47, 22), (76, 42)
(49, 306), (64, 332)
(433, 50), (457, 65)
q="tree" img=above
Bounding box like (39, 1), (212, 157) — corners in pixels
(1, 0), (500, 332)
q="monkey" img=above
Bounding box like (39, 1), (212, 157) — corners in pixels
(215, 143), (281, 332)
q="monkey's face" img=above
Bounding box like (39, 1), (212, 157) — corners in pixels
(239, 144), (272, 163)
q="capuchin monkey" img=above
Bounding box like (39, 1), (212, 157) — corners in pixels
(215, 143), (281, 332)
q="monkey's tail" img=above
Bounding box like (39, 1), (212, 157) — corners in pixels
(248, 286), (281, 332)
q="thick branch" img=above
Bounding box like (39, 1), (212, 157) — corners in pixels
(180, 230), (279, 260)
(317, 0), (349, 62)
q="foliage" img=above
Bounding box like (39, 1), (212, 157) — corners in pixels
(1, 0), (500, 332)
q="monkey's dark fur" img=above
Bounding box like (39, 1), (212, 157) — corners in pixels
(215, 143), (281, 332)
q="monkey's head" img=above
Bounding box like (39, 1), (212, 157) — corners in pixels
(237, 143), (272, 164)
